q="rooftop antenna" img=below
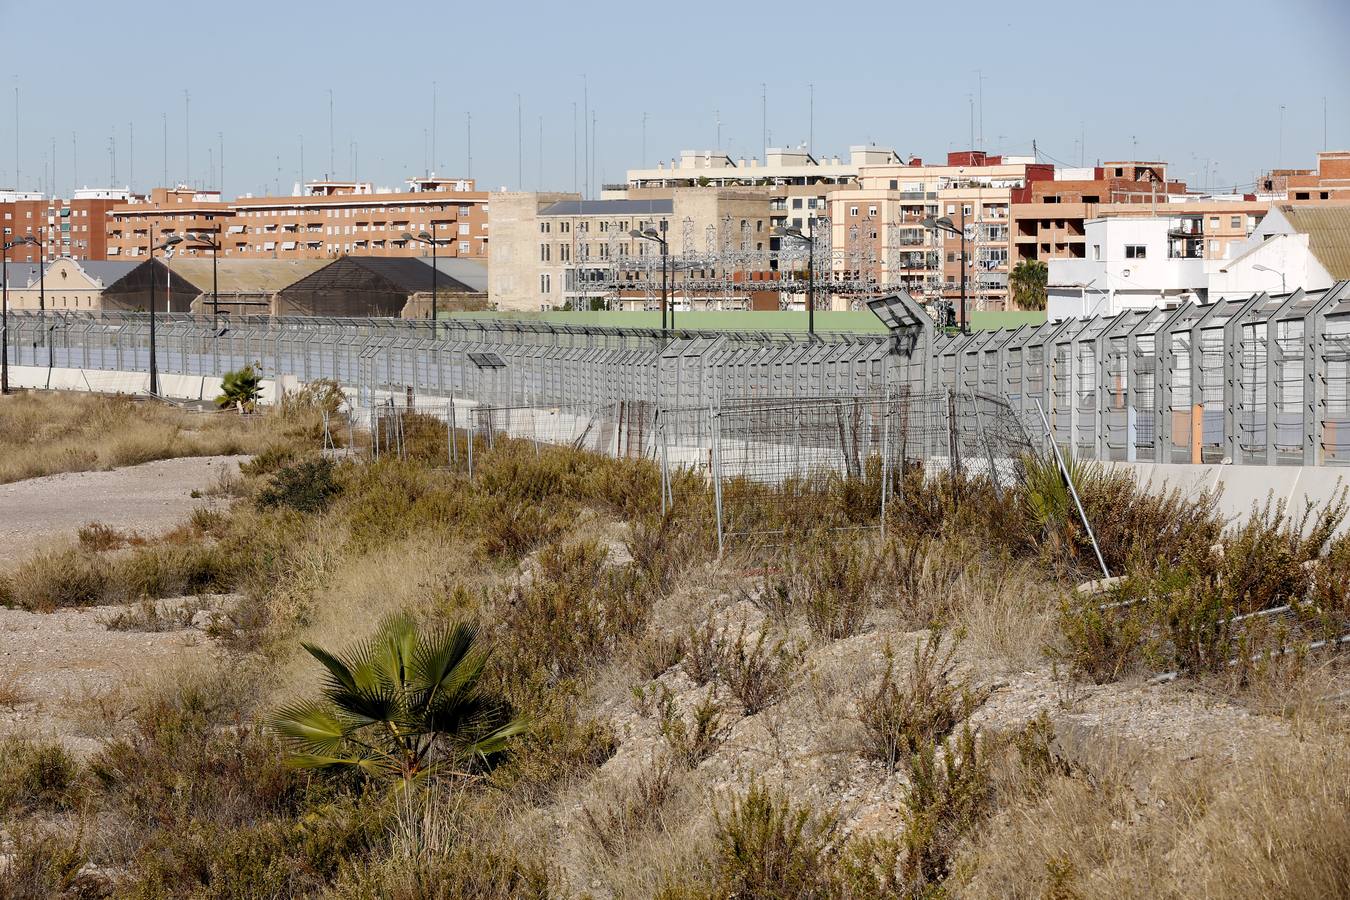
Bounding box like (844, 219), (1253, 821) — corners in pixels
(1278, 104), (1286, 168)
(328, 88), (334, 178)
(300, 134), (304, 188)
(537, 114), (543, 191)
(162, 113), (167, 187)
(431, 80), (437, 174)
(572, 102), (577, 192)
(13, 79), (19, 193)
(218, 132), (224, 199)
(641, 110), (648, 168)
(761, 82), (766, 156)
(582, 74), (589, 199)
(808, 82), (814, 156)
(184, 89), (190, 188)
(516, 92), (523, 190)
(129, 122), (134, 191)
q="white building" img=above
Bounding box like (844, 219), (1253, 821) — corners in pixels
(1209, 203), (1349, 300)
(1047, 216), (1207, 320)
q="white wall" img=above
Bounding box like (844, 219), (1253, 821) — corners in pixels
(1048, 217), (1207, 320)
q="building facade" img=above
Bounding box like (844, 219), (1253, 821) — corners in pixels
(105, 177), (489, 262)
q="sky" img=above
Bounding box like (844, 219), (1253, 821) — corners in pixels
(2, 0), (1348, 201)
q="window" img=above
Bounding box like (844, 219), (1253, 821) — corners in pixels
(539, 221), (550, 233)
(1125, 244), (1146, 259)
(946, 204), (955, 215)
(963, 204), (973, 217)
(458, 223), (469, 235)
(849, 206), (859, 217)
(1209, 216), (1220, 228)
(1092, 244), (1101, 260)
(792, 198), (802, 209)
(889, 179), (898, 189)
(459, 241), (470, 253)
(540, 243), (550, 262)
(868, 205), (877, 217)
(540, 273), (551, 294)
(1208, 240), (1219, 255)
(560, 243), (570, 261)
(1230, 216), (1241, 229)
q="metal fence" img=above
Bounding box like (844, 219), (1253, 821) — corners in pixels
(5, 280), (1349, 466)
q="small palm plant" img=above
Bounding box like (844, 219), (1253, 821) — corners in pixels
(216, 363), (264, 412)
(270, 615), (526, 786)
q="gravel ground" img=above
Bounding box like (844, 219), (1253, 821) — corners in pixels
(0, 455), (244, 560)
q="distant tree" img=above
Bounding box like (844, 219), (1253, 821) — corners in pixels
(269, 615), (526, 787)
(1009, 260), (1049, 311)
(216, 364), (263, 412)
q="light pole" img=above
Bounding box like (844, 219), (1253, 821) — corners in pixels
(147, 234), (182, 395)
(629, 226), (669, 336)
(922, 211), (969, 334)
(2, 236), (40, 394)
(775, 219), (817, 339)
(402, 230), (443, 336)
(1252, 263), (1287, 294)
(186, 228), (222, 323)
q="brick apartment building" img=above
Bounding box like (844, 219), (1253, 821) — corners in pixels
(2, 188), (133, 262)
(104, 176), (489, 262)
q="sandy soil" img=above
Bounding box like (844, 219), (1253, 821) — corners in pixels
(0, 456), (244, 560)
(0, 599), (230, 756)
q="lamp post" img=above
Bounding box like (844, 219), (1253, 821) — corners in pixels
(775, 219), (817, 339)
(1252, 263), (1287, 294)
(402, 230), (443, 336)
(186, 227), (222, 324)
(922, 211), (969, 334)
(2, 236), (40, 395)
(147, 234), (183, 395)
(629, 226), (669, 336)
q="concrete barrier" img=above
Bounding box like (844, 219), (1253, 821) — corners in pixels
(1108, 461), (1350, 537)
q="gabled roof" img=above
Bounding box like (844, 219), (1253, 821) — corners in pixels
(1, 263), (42, 290)
(280, 255), (479, 295)
(76, 260), (143, 287)
(165, 258), (329, 293)
(1278, 203), (1350, 279)
(418, 256), (488, 293)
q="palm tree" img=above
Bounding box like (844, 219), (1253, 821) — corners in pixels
(1009, 260), (1048, 311)
(270, 615), (526, 786)
(216, 363), (263, 412)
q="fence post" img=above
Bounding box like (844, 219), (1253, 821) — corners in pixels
(711, 405), (724, 558)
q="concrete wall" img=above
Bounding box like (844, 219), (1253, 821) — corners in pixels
(7, 365), (298, 406)
(1108, 461), (1350, 536)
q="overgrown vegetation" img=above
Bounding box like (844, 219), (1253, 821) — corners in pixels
(2, 390), (1347, 898)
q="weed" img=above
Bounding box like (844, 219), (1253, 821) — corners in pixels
(579, 757), (679, 860)
(78, 520), (136, 551)
(683, 617), (722, 685)
(857, 633), (985, 773)
(0, 737), (81, 815)
(900, 724), (992, 892)
(719, 621), (801, 715)
(633, 631), (689, 680)
(658, 686), (734, 769)
(706, 780), (839, 900)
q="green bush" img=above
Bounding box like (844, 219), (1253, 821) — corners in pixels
(217, 364), (264, 412)
(255, 456), (343, 514)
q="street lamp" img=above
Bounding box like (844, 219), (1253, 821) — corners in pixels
(629, 226), (669, 335)
(1, 236), (40, 394)
(186, 228), (223, 324)
(147, 234), (183, 395)
(775, 221), (817, 339)
(1251, 263), (1287, 294)
(402, 230), (444, 335)
(921, 212), (969, 334)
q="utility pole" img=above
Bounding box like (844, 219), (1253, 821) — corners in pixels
(184, 90), (190, 187)
(328, 88), (335, 178)
(1278, 104), (1286, 169)
(431, 80), (437, 174)
(572, 103), (578, 192)
(129, 122), (134, 191)
(583, 75), (589, 200)
(466, 112), (472, 179)
(761, 83), (766, 157)
(14, 80), (20, 193)
(808, 83), (814, 155)
(162, 113), (167, 187)
(218, 132), (224, 198)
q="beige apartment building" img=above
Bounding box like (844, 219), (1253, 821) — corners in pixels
(106, 177), (489, 262)
(815, 151), (1054, 310)
(491, 189), (776, 312)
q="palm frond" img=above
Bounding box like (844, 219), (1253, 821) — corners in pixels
(269, 700), (350, 756)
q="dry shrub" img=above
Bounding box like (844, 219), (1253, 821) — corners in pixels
(0, 736), (81, 816)
(0, 821), (95, 900)
(494, 539), (648, 683)
(0, 664), (31, 708)
(857, 633), (985, 773)
(78, 521), (139, 552)
(658, 686), (734, 769)
(579, 757), (681, 861)
(767, 531), (881, 641)
(632, 630), (689, 680)
(478, 498), (565, 559)
(719, 621), (802, 715)
(684, 617), (722, 685)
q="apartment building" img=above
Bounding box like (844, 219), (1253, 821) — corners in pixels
(2, 188), (133, 261)
(490, 189), (776, 312)
(105, 176), (489, 262)
(819, 151), (1055, 310)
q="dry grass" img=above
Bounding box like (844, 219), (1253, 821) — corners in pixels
(956, 731), (1350, 900)
(0, 390), (320, 484)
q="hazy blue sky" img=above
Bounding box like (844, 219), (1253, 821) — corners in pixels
(3, 0), (1348, 199)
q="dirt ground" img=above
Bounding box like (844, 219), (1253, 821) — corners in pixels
(0, 456), (242, 560)
(0, 456), (246, 754)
